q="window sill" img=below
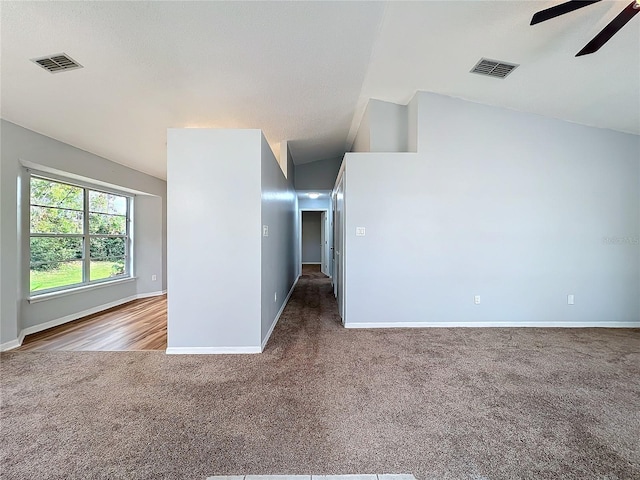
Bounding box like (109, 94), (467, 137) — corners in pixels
(28, 277), (137, 304)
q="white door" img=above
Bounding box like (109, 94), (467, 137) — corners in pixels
(320, 211), (327, 276)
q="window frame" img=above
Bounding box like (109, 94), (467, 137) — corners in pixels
(28, 172), (133, 297)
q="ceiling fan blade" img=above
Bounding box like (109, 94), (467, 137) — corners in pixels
(576, 1), (640, 56)
(531, 0), (601, 25)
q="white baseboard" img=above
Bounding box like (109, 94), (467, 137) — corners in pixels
(0, 338), (22, 352)
(165, 346), (261, 355)
(261, 277), (299, 351)
(0, 290), (167, 352)
(136, 289), (167, 299)
(345, 321), (640, 329)
(302, 262), (321, 265)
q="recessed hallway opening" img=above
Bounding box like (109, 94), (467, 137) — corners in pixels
(300, 208), (331, 278)
(301, 211), (323, 267)
(264, 263), (342, 352)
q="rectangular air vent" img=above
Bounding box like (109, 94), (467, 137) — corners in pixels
(470, 58), (519, 79)
(31, 53), (83, 73)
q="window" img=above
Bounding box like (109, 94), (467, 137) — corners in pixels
(29, 174), (132, 295)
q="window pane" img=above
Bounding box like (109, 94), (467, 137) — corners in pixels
(30, 177), (83, 210)
(90, 237), (126, 259)
(30, 260), (83, 292)
(29, 178), (132, 294)
(89, 191), (127, 215)
(30, 206), (83, 234)
(30, 237), (83, 267)
(90, 259), (126, 281)
(89, 213), (126, 235)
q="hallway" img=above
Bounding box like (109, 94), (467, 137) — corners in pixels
(265, 264), (342, 354)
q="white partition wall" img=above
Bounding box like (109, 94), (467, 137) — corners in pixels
(167, 128), (297, 353)
(341, 93), (640, 327)
(167, 129), (263, 353)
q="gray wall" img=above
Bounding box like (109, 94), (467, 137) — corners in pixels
(167, 129), (262, 351)
(302, 211), (322, 263)
(294, 157), (342, 190)
(343, 92), (639, 327)
(133, 195), (164, 296)
(370, 99), (408, 153)
(407, 93), (419, 153)
(260, 134), (298, 346)
(0, 124), (19, 344)
(352, 101), (371, 153)
(352, 99), (408, 153)
(288, 147), (300, 275)
(0, 120), (166, 347)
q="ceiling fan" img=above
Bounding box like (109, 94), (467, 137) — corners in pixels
(530, 0), (640, 56)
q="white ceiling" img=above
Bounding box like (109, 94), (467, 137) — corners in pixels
(2, 1), (638, 180)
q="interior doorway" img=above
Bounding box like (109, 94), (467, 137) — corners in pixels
(300, 209), (330, 277)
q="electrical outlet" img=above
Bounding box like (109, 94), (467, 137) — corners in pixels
(151, 274), (157, 281)
(263, 225), (269, 237)
(474, 295), (481, 305)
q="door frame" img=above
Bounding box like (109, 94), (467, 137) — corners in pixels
(332, 171), (345, 322)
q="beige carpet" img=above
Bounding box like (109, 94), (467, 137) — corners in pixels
(1, 268), (639, 479)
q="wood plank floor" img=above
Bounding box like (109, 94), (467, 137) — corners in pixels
(17, 295), (167, 351)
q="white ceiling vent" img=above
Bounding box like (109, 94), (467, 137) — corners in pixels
(31, 54), (83, 73)
(470, 58), (518, 79)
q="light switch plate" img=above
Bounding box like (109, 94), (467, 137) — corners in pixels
(263, 225), (269, 237)
(356, 227), (366, 236)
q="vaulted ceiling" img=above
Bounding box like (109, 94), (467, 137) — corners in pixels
(2, 1), (638, 180)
